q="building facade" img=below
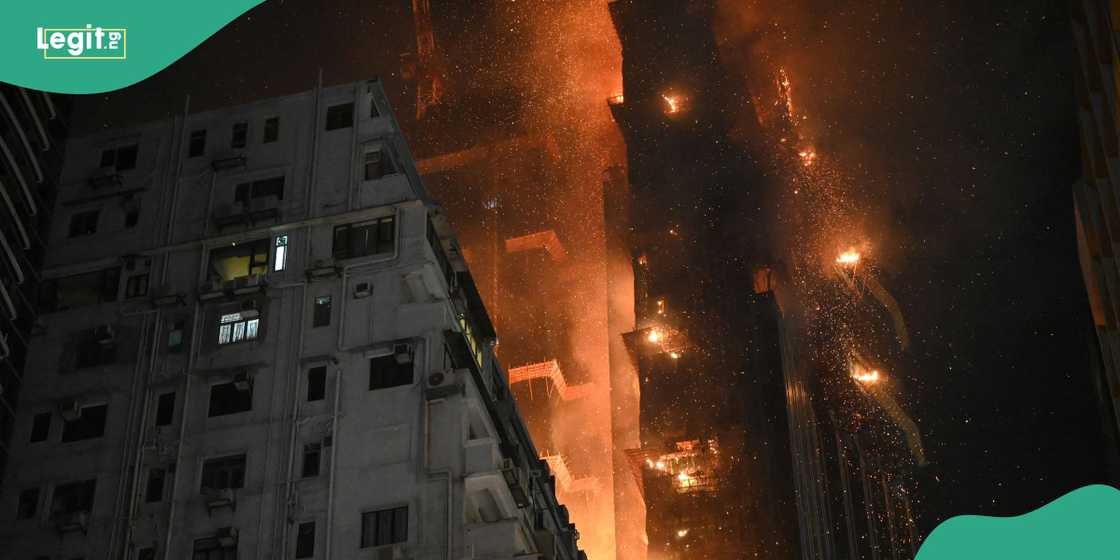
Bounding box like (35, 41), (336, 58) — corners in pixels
(0, 83), (70, 491)
(0, 79), (585, 560)
(1071, 0), (1120, 483)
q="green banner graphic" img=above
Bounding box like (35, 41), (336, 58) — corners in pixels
(916, 485), (1120, 559)
(1, 1), (266, 94)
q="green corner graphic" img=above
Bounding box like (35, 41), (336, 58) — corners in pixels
(916, 485), (1120, 560)
(1, 1), (267, 94)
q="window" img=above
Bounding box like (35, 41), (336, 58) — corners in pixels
(369, 355), (412, 391)
(302, 444), (321, 478)
(125, 273), (149, 298)
(167, 320), (185, 351)
(312, 296), (332, 328)
(200, 454), (246, 491)
(295, 522), (315, 559)
(362, 147), (394, 181)
(218, 312), (260, 345)
(325, 102), (353, 131)
(234, 176), (284, 205)
(263, 117), (279, 143)
(331, 217), (396, 260)
(307, 366), (326, 402)
(30, 412), (51, 442)
(100, 144), (138, 171)
(145, 468), (165, 503)
(39, 267), (120, 312)
(189, 130), (207, 157)
(209, 380), (252, 417)
(231, 122), (248, 149)
(155, 392), (175, 426)
(74, 327), (117, 369)
(194, 537), (236, 560)
(17, 487), (39, 519)
(124, 206), (140, 228)
(50, 479), (96, 518)
(208, 238), (270, 282)
(273, 235), (288, 272)
(68, 209), (100, 237)
(61, 404), (108, 442)
(360, 506), (407, 548)
(137, 548), (156, 560)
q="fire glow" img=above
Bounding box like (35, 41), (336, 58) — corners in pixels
(662, 93), (682, 114)
(853, 370), (881, 384)
(836, 249), (861, 266)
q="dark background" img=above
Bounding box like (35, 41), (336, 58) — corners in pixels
(72, 0), (1112, 539)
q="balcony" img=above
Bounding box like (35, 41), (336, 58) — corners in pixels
(465, 437), (502, 475)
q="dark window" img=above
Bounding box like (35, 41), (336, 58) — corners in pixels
(194, 537), (236, 560)
(363, 148), (394, 181)
(155, 392), (175, 426)
(100, 144), (139, 172)
(302, 444), (321, 478)
(325, 103), (353, 131)
(30, 412), (51, 442)
(39, 267), (120, 312)
(125, 273), (149, 298)
(331, 217), (396, 260)
(296, 522), (315, 558)
(233, 176), (284, 205)
(74, 327), (117, 369)
(231, 122), (248, 149)
(68, 209), (100, 237)
(208, 238), (270, 283)
(263, 117), (279, 143)
(208, 381), (252, 417)
(17, 487), (39, 519)
(50, 479), (96, 518)
(189, 130), (207, 157)
(369, 355), (412, 391)
(137, 548), (156, 560)
(307, 366), (326, 402)
(360, 506), (408, 548)
(124, 206), (140, 228)
(200, 454), (246, 491)
(312, 296), (332, 328)
(145, 468), (165, 503)
(61, 404), (108, 442)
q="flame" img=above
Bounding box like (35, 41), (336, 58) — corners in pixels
(853, 369), (881, 384)
(647, 328), (663, 343)
(798, 147), (817, 167)
(836, 249), (861, 266)
(676, 528), (690, 538)
(669, 351), (681, 360)
(662, 94), (682, 114)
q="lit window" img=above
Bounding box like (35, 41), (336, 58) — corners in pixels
(218, 312), (260, 345)
(273, 235), (288, 271)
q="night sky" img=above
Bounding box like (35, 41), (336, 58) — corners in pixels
(74, 0), (1112, 541)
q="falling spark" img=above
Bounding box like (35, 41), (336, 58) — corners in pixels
(836, 249), (861, 266)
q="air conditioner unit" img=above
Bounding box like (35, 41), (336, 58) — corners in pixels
(95, 324), (115, 344)
(54, 510), (90, 533)
(204, 488), (237, 512)
(233, 371), (253, 392)
(215, 526), (239, 547)
(394, 343), (413, 364)
(353, 282), (372, 299)
(60, 399), (83, 421)
(502, 458), (532, 508)
(425, 368), (464, 400)
(375, 544), (408, 560)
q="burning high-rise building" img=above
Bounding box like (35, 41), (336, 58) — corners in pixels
(606, 1), (801, 557)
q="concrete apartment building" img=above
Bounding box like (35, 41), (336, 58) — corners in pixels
(1072, 0), (1120, 482)
(0, 83), (69, 490)
(0, 79), (586, 560)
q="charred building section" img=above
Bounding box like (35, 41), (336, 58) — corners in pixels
(607, 1), (800, 558)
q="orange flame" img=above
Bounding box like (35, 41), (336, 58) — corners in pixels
(836, 249), (861, 266)
(662, 94), (682, 114)
(853, 370), (881, 384)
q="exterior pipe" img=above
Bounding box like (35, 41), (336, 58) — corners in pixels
(324, 362), (343, 560)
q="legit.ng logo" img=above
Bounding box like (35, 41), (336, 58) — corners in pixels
(36, 25), (126, 60)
